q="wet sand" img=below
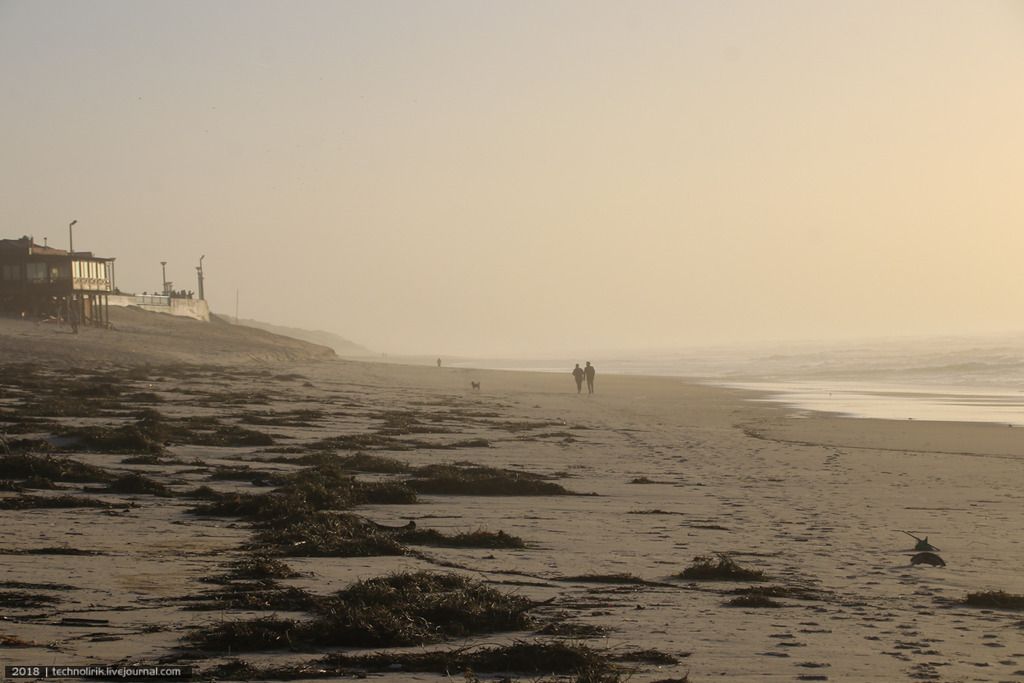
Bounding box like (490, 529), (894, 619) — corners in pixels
(2, 310), (1024, 681)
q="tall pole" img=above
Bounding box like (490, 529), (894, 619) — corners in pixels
(160, 261), (167, 295)
(235, 289), (239, 324)
(196, 255), (205, 300)
(68, 220), (78, 328)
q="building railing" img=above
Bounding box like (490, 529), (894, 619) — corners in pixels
(129, 295), (171, 306)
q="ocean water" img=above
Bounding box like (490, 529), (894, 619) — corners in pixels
(453, 335), (1024, 425)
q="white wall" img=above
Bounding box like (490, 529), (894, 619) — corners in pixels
(108, 294), (210, 321)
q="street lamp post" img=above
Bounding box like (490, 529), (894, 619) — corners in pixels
(196, 255), (205, 300)
(67, 220), (78, 331)
(160, 261), (167, 295)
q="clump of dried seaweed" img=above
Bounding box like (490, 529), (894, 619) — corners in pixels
(961, 590), (1024, 610)
(188, 571), (534, 651)
(678, 554), (766, 581)
(406, 463), (572, 496)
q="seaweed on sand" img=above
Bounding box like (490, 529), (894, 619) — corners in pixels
(204, 556), (299, 584)
(106, 473), (175, 497)
(0, 591), (60, 609)
(188, 572), (534, 651)
(724, 593), (783, 608)
(22, 476), (60, 490)
(62, 409), (275, 451)
(237, 408), (324, 427)
(406, 463), (572, 496)
(207, 466), (278, 482)
(330, 451), (411, 473)
(537, 620), (611, 638)
(399, 527), (526, 549)
(18, 396), (109, 418)
(0, 495), (115, 510)
(0, 635), (39, 648)
(611, 649), (681, 664)
(189, 462), (417, 525)
(321, 640), (624, 680)
(208, 641), (645, 682)
(188, 616), (301, 651)
(305, 434), (489, 452)
(187, 584), (316, 612)
(58, 422), (163, 454)
(266, 450), (413, 473)
(962, 591), (1024, 610)
(728, 584), (823, 602)
(561, 573), (647, 585)
(120, 454), (170, 465)
(374, 410), (453, 436)
(0, 547), (103, 556)
(199, 424), (276, 447)
(0, 453), (113, 483)
(678, 554), (766, 581)
(251, 512), (406, 557)
(304, 433), (411, 451)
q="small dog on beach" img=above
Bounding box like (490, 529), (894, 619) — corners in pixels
(470, 381), (480, 391)
(910, 551), (945, 567)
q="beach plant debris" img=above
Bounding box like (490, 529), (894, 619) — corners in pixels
(406, 463), (573, 496)
(187, 584), (316, 612)
(189, 460), (417, 525)
(252, 511), (407, 557)
(331, 451), (411, 473)
(724, 593), (783, 608)
(187, 571), (534, 651)
(537, 620), (612, 638)
(678, 554), (767, 581)
(400, 527), (526, 549)
(374, 409), (454, 435)
(0, 635), (38, 648)
(727, 585), (824, 602)
(106, 472), (175, 497)
(206, 640), (628, 681)
(204, 556), (300, 584)
(611, 649), (681, 664)
(558, 573), (663, 586)
(0, 454), (113, 483)
(0, 591), (60, 609)
(0, 495), (116, 510)
(0, 547), (103, 556)
(961, 591), (1024, 610)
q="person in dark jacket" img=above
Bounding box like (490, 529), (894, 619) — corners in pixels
(571, 364), (584, 393)
(584, 361), (596, 394)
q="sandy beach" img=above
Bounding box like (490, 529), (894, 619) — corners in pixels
(2, 310), (1024, 682)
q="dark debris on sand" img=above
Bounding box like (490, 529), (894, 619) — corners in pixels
(678, 554), (767, 582)
(187, 571), (534, 651)
(961, 591), (1024, 610)
(205, 640), (644, 682)
(406, 463), (574, 496)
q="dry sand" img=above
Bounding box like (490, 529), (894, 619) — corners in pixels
(2, 309), (1024, 681)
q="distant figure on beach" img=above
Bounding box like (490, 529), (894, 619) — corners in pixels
(571, 364), (584, 393)
(68, 303), (79, 334)
(436, 358), (442, 368)
(584, 361), (595, 394)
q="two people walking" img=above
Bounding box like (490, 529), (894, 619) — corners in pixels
(571, 361), (596, 394)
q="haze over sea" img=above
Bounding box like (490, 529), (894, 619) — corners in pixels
(453, 334), (1024, 426)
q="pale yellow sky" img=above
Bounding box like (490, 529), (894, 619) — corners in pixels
(2, 1), (1023, 355)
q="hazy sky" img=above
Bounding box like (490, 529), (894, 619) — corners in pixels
(2, 1), (1023, 355)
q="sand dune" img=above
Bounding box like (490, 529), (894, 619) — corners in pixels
(0, 307), (336, 365)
